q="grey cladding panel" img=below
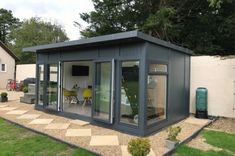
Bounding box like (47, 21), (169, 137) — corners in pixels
(146, 43), (170, 61)
(37, 53), (48, 63)
(119, 43), (143, 59)
(48, 52), (60, 63)
(98, 46), (119, 59)
(60, 49), (98, 61)
(168, 50), (186, 120)
(184, 55), (190, 114)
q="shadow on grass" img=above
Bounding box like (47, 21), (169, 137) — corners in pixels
(0, 118), (96, 156)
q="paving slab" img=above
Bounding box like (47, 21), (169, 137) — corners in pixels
(65, 129), (91, 137)
(6, 110), (28, 115)
(45, 123), (70, 130)
(70, 119), (90, 126)
(121, 145), (156, 156)
(29, 119), (53, 125)
(17, 114), (41, 120)
(0, 107), (17, 111)
(0, 105), (8, 108)
(184, 117), (210, 126)
(90, 135), (119, 146)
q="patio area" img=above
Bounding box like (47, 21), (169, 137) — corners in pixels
(0, 90), (212, 156)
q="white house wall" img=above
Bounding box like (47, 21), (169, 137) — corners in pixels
(190, 56), (235, 118)
(0, 46), (15, 89)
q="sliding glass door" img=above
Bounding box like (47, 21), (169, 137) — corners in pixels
(45, 63), (60, 111)
(93, 60), (115, 123)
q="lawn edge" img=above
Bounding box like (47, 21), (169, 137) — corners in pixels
(163, 117), (218, 156)
(0, 117), (100, 156)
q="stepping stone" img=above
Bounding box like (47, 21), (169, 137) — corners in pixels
(6, 110), (28, 115)
(29, 119), (53, 125)
(0, 107), (17, 111)
(65, 129), (91, 137)
(184, 117), (210, 126)
(45, 123), (70, 130)
(0, 105), (8, 108)
(17, 114), (41, 120)
(70, 119), (89, 126)
(90, 135), (119, 146)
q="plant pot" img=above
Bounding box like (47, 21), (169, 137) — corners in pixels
(0, 96), (8, 102)
(165, 139), (179, 150)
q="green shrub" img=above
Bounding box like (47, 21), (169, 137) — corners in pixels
(128, 138), (151, 156)
(166, 126), (181, 142)
(0, 92), (8, 97)
(23, 86), (28, 93)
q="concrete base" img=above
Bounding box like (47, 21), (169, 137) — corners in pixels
(20, 93), (35, 104)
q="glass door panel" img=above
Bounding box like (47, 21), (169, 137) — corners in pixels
(37, 64), (44, 106)
(93, 60), (114, 123)
(46, 64), (59, 110)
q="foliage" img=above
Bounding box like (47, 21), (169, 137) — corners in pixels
(174, 145), (232, 156)
(128, 138), (151, 156)
(0, 118), (96, 156)
(78, 0), (235, 55)
(201, 130), (235, 152)
(0, 8), (20, 43)
(0, 92), (8, 97)
(22, 86), (28, 93)
(9, 17), (69, 64)
(166, 126), (181, 142)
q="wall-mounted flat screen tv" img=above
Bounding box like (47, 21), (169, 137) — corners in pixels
(72, 65), (89, 76)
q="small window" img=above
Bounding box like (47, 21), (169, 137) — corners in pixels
(1, 64), (6, 72)
(149, 64), (167, 73)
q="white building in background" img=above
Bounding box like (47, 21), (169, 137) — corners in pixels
(16, 64), (36, 82)
(0, 41), (19, 89)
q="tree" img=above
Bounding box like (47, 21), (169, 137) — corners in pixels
(0, 8), (20, 43)
(10, 17), (69, 64)
(78, 0), (235, 55)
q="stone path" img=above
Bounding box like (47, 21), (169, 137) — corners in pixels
(0, 99), (211, 156)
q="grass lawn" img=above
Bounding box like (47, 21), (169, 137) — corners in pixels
(174, 130), (235, 156)
(0, 118), (96, 156)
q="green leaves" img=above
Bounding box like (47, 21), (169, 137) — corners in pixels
(0, 8), (20, 43)
(10, 17), (68, 64)
(78, 0), (235, 55)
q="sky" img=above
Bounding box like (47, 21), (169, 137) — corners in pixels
(1, 0), (94, 40)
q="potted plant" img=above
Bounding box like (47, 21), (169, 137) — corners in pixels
(22, 86), (28, 93)
(165, 126), (181, 149)
(128, 138), (151, 156)
(0, 92), (8, 102)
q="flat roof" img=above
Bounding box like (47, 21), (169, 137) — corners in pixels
(23, 30), (193, 55)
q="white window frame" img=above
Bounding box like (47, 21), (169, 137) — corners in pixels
(0, 64), (7, 72)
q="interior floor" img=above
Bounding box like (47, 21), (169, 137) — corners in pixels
(62, 61), (93, 117)
(63, 102), (91, 116)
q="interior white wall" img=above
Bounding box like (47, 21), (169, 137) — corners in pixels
(63, 61), (93, 90)
(190, 56), (235, 118)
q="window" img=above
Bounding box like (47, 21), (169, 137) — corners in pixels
(37, 64), (44, 105)
(120, 61), (139, 126)
(46, 64), (58, 109)
(147, 63), (167, 125)
(0, 64), (6, 72)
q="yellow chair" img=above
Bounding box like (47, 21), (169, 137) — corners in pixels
(82, 88), (92, 107)
(63, 88), (78, 104)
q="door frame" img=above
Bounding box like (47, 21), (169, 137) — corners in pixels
(92, 59), (115, 124)
(44, 63), (61, 111)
